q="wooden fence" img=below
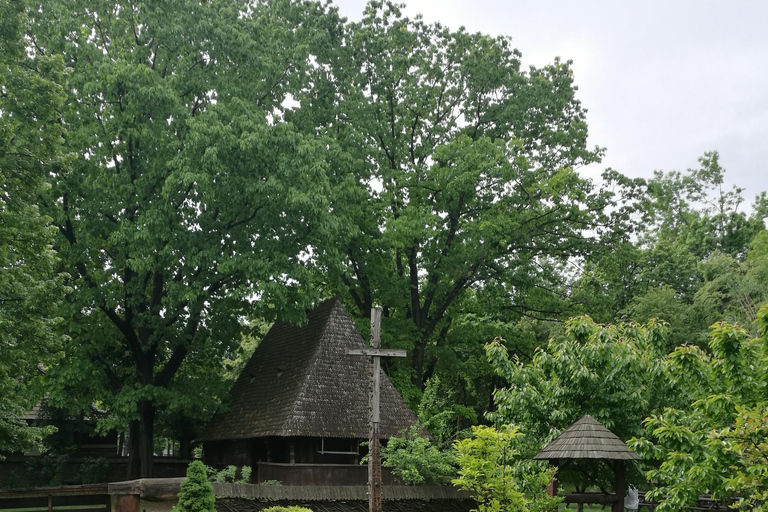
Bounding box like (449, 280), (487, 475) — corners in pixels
(0, 484), (110, 512)
(0, 480), (737, 512)
(561, 491), (734, 512)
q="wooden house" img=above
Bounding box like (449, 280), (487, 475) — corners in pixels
(198, 299), (420, 485)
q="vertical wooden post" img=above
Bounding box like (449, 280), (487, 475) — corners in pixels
(369, 308), (382, 512)
(346, 308), (405, 512)
(614, 460), (625, 512)
(112, 495), (140, 512)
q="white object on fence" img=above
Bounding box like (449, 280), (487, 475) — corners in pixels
(624, 485), (639, 511)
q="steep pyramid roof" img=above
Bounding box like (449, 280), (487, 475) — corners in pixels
(199, 298), (419, 441)
(533, 415), (641, 461)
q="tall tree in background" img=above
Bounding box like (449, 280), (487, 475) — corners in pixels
(0, 0), (66, 453)
(29, 0), (339, 477)
(292, 1), (617, 396)
(572, 152), (768, 348)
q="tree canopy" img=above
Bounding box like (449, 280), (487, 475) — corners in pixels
(0, 0), (66, 454)
(3, 0), (768, 495)
(290, 1), (620, 400)
(26, 0), (339, 476)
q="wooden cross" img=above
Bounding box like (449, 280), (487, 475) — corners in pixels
(346, 308), (406, 512)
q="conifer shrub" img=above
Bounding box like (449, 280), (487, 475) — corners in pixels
(173, 461), (216, 512)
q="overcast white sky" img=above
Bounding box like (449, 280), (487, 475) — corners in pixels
(333, 0), (768, 210)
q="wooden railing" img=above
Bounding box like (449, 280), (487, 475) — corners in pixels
(0, 484), (110, 512)
(560, 491), (734, 511)
(254, 462), (394, 486)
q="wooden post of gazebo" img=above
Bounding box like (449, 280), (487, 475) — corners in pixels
(533, 415), (641, 512)
(614, 460), (626, 512)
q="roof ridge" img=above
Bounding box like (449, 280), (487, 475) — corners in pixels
(281, 298), (342, 434)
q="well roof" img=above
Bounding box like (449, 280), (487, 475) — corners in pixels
(198, 299), (419, 441)
(533, 415), (641, 461)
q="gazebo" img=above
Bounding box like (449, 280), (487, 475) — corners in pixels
(533, 415), (641, 512)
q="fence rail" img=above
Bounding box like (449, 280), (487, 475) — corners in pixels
(0, 484), (110, 512)
(560, 491), (734, 512)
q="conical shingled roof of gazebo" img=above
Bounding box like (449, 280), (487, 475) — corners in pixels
(533, 415), (641, 461)
(198, 298), (419, 441)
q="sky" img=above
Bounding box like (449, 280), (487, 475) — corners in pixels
(332, 0), (768, 211)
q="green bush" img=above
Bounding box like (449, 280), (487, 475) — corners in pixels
(206, 464), (252, 483)
(25, 454), (69, 486)
(381, 425), (456, 485)
(173, 461), (215, 512)
(453, 425), (560, 512)
(77, 457), (109, 484)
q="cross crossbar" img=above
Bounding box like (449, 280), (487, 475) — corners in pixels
(345, 348), (407, 357)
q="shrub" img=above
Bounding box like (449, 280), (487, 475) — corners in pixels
(206, 464), (252, 483)
(25, 454), (69, 486)
(173, 461), (215, 512)
(381, 425), (456, 485)
(77, 457), (109, 484)
(453, 425), (560, 512)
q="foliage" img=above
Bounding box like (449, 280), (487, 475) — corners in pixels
(0, 0), (65, 454)
(173, 461), (215, 512)
(629, 306), (768, 511)
(28, 0), (340, 476)
(294, 0), (620, 398)
(417, 375), (477, 446)
(77, 457), (110, 484)
(453, 425), (559, 512)
(571, 153), (767, 348)
(207, 465), (252, 484)
(25, 454), (69, 487)
(381, 425), (456, 485)
(486, 316), (671, 490)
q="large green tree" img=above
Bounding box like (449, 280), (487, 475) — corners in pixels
(571, 152), (767, 344)
(0, 0), (65, 454)
(29, 0), (338, 477)
(293, 1), (616, 394)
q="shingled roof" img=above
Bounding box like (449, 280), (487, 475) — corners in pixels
(533, 415), (641, 461)
(198, 299), (419, 441)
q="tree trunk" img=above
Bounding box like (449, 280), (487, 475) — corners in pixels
(178, 437), (192, 460)
(139, 400), (156, 478)
(127, 420), (141, 479)
(410, 339), (426, 390)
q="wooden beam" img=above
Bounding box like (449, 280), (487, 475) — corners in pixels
(346, 348), (407, 357)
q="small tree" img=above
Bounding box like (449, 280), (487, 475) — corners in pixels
(453, 425), (559, 512)
(173, 461), (215, 512)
